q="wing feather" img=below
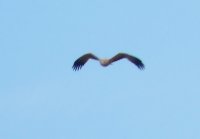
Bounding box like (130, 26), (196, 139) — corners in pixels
(72, 53), (99, 71)
(109, 53), (145, 70)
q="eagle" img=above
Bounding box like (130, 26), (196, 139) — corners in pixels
(72, 53), (145, 71)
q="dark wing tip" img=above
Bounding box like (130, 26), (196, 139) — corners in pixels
(138, 62), (145, 70)
(127, 55), (145, 70)
(135, 59), (145, 70)
(72, 60), (85, 71)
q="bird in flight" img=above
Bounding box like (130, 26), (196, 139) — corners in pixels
(72, 53), (145, 71)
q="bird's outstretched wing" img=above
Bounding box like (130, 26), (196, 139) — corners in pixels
(109, 53), (145, 70)
(72, 53), (99, 71)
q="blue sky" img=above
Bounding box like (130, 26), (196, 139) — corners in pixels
(0, 0), (200, 138)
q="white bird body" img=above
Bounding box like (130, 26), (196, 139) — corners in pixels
(99, 59), (110, 67)
(72, 53), (144, 71)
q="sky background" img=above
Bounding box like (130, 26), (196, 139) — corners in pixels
(0, 0), (200, 139)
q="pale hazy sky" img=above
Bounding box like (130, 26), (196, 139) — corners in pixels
(0, 0), (200, 139)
